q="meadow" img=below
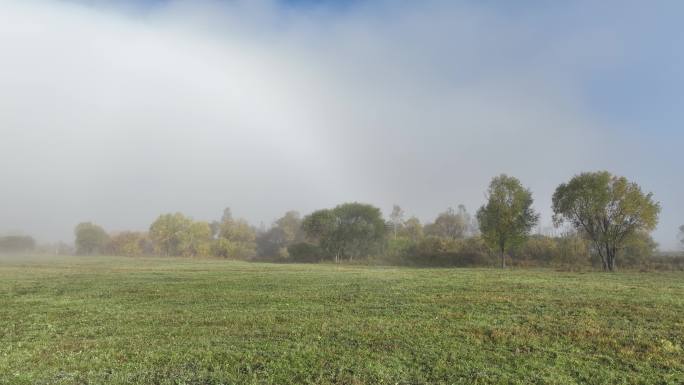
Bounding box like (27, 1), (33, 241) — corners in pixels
(1, 256), (682, 385)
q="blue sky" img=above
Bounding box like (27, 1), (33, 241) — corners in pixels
(1, 0), (682, 248)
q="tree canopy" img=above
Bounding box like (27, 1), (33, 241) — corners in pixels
(476, 175), (539, 268)
(74, 222), (110, 255)
(425, 205), (474, 240)
(302, 203), (386, 262)
(108, 231), (148, 257)
(215, 216), (257, 259)
(552, 171), (660, 272)
(148, 213), (212, 257)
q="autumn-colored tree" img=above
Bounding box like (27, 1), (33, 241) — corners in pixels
(214, 210), (257, 259)
(109, 231), (147, 257)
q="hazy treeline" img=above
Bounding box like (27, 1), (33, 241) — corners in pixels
(0, 235), (74, 256)
(64, 171), (684, 271)
(0, 235), (36, 254)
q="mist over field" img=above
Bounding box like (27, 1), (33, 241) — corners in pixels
(0, 0), (682, 249)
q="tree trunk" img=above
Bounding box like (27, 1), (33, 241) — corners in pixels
(596, 245), (608, 272)
(500, 249), (506, 269)
(607, 248), (617, 272)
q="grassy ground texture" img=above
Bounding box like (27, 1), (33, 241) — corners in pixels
(1, 255), (682, 384)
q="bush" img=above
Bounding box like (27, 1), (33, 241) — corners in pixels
(415, 236), (458, 256)
(511, 235), (558, 265)
(555, 234), (591, 269)
(287, 242), (325, 263)
(453, 237), (495, 266)
(380, 237), (417, 265)
(642, 254), (684, 271)
(211, 238), (255, 259)
(398, 237), (494, 267)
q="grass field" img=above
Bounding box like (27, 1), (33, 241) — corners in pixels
(1, 256), (683, 385)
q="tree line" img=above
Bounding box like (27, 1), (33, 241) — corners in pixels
(0, 235), (36, 254)
(70, 171), (683, 272)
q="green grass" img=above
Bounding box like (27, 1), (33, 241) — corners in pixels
(1, 256), (682, 385)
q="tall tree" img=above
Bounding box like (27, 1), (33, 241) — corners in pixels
(477, 175), (539, 268)
(552, 171), (660, 272)
(679, 225), (684, 249)
(389, 205), (405, 239)
(74, 222), (110, 255)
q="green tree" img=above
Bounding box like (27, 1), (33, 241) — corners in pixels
(552, 171), (660, 272)
(679, 225), (684, 249)
(301, 208), (338, 261)
(302, 203), (386, 263)
(334, 203), (387, 261)
(476, 175), (539, 268)
(74, 222), (110, 255)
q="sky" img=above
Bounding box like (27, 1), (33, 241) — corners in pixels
(0, 0), (682, 249)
